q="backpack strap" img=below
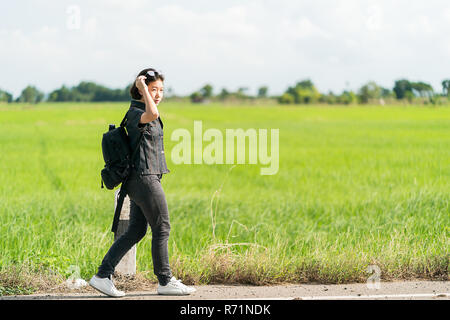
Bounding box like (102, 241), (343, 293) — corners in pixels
(111, 181), (128, 233)
(119, 112), (128, 127)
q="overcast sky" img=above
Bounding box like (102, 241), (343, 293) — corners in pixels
(1, 0), (449, 97)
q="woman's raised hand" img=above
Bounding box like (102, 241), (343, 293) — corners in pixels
(135, 76), (147, 94)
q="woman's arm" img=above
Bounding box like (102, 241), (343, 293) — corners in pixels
(136, 76), (159, 123)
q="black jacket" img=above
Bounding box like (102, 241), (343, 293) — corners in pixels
(125, 99), (170, 175)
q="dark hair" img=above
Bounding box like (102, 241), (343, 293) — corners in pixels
(129, 68), (165, 100)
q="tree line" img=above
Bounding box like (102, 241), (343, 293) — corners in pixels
(276, 79), (445, 105)
(0, 82), (133, 104)
(1, 79), (449, 105)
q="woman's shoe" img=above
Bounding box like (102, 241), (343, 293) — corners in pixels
(89, 275), (125, 298)
(157, 277), (196, 295)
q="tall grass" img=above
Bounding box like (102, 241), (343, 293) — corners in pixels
(0, 102), (448, 294)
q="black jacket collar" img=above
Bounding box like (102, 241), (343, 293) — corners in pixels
(130, 99), (146, 110)
(129, 99), (163, 128)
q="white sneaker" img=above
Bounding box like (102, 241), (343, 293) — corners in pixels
(89, 275), (125, 298)
(157, 277), (196, 295)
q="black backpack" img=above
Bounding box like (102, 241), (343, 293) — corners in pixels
(100, 112), (143, 233)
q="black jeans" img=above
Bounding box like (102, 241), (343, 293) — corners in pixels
(96, 171), (172, 285)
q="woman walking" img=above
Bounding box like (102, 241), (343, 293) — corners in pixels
(89, 68), (196, 297)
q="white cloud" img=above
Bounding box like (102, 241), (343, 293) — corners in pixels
(153, 4), (260, 40)
(406, 15), (434, 34)
(83, 17), (98, 35)
(281, 17), (331, 40)
(365, 5), (383, 31)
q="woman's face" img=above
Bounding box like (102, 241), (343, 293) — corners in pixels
(147, 79), (164, 105)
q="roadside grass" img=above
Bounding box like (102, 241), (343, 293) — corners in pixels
(0, 102), (448, 295)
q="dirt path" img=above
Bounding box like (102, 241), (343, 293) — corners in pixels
(1, 280), (448, 300)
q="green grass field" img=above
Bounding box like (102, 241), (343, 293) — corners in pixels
(0, 102), (448, 295)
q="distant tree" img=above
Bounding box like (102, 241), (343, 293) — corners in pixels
(0, 89), (13, 103)
(285, 79), (320, 104)
(190, 91), (204, 103)
(278, 93), (295, 104)
(92, 85), (118, 101)
(321, 91), (337, 104)
(257, 86), (268, 98)
(428, 92), (443, 105)
(404, 90), (415, 103)
(337, 91), (357, 105)
(393, 79), (413, 100)
(218, 88), (230, 101)
(48, 81), (129, 102)
(189, 84), (214, 103)
(236, 87), (249, 99)
(48, 85), (74, 102)
(200, 84), (213, 99)
(17, 86), (44, 104)
(295, 80), (314, 89)
(380, 87), (394, 98)
(124, 83), (133, 99)
(75, 81), (98, 95)
(441, 79), (450, 98)
(411, 82), (434, 99)
(73, 81), (97, 101)
(358, 81), (381, 104)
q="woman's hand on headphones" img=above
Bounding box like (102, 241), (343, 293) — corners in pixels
(135, 76), (147, 94)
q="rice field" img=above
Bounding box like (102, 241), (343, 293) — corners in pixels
(0, 102), (448, 294)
